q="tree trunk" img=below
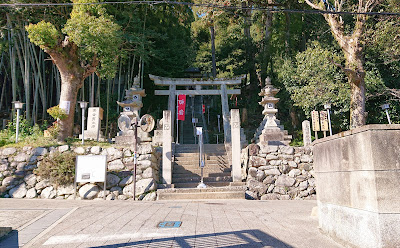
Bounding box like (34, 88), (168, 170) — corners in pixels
(48, 50), (84, 141)
(210, 25), (217, 77)
(344, 45), (366, 128)
(58, 75), (80, 140)
(261, 11), (273, 85)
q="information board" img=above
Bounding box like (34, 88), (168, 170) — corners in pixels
(320, 111), (329, 131)
(311, 111), (320, 131)
(75, 155), (107, 183)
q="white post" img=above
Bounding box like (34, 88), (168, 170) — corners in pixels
(385, 109), (392, 124)
(327, 109), (333, 136)
(15, 108), (20, 143)
(162, 110), (172, 185)
(81, 108), (85, 144)
(231, 109), (241, 182)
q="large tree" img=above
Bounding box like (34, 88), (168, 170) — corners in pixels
(26, 0), (122, 140)
(303, 0), (381, 128)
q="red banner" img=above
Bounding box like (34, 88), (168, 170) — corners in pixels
(177, 95), (186, 121)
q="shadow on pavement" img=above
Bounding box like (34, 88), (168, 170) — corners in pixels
(0, 229), (19, 248)
(91, 229), (292, 248)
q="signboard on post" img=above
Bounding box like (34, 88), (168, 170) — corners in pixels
(74, 155), (107, 199)
(320, 111), (329, 131)
(177, 95), (186, 121)
(311, 111), (320, 131)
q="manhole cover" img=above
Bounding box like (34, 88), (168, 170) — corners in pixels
(158, 221), (182, 228)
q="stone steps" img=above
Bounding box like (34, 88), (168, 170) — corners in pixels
(174, 155), (229, 163)
(173, 176), (232, 183)
(173, 162), (229, 167)
(173, 172), (231, 178)
(175, 144), (226, 153)
(172, 181), (232, 188)
(157, 186), (246, 200)
(169, 143), (235, 196)
(173, 167), (231, 174)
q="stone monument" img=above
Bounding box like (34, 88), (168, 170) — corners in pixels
(302, 120), (312, 146)
(82, 107), (105, 141)
(115, 77), (151, 145)
(254, 77), (291, 145)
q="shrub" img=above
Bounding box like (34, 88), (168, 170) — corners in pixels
(35, 151), (76, 186)
(0, 115), (49, 147)
(47, 105), (68, 121)
(46, 105), (67, 139)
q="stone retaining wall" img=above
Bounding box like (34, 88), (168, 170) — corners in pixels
(242, 144), (316, 200)
(0, 144), (161, 201)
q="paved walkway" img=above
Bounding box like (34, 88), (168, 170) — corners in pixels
(0, 199), (343, 248)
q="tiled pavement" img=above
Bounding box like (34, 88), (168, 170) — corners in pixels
(0, 199), (343, 248)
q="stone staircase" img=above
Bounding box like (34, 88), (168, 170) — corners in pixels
(173, 144), (231, 188)
(157, 144), (245, 200)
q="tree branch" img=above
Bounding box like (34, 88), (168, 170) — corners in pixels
(304, 0), (323, 10)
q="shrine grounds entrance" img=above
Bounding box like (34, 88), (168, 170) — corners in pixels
(150, 74), (244, 144)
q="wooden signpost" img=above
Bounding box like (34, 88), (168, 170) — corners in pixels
(320, 111), (329, 138)
(311, 110), (320, 140)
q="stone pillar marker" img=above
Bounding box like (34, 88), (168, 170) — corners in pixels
(162, 110), (172, 185)
(302, 120), (312, 146)
(168, 85), (176, 141)
(221, 83), (231, 143)
(84, 107), (104, 141)
(231, 109), (241, 182)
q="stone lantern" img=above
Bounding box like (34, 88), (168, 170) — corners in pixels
(115, 77), (151, 145)
(254, 77), (291, 145)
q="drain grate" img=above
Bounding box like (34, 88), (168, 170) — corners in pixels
(169, 206), (182, 208)
(158, 221), (182, 228)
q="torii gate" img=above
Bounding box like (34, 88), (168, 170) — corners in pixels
(150, 74), (244, 143)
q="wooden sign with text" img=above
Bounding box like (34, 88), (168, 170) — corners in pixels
(320, 111), (329, 131)
(311, 111), (320, 131)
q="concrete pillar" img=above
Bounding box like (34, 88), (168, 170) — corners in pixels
(162, 110), (172, 185)
(168, 85), (176, 141)
(231, 109), (241, 182)
(221, 84), (231, 143)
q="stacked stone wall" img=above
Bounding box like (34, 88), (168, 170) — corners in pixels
(242, 144), (316, 200)
(0, 144), (161, 201)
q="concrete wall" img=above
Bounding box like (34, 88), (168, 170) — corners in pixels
(313, 124), (400, 248)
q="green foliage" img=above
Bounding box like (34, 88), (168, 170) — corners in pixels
(34, 151), (76, 186)
(47, 105), (67, 121)
(46, 105), (67, 138)
(25, 0), (123, 80)
(0, 115), (50, 147)
(62, 0), (122, 78)
(276, 41), (349, 116)
(25, 21), (60, 50)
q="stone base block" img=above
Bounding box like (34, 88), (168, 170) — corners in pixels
(318, 201), (400, 248)
(115, 135), (136, 145)
(314, 124), (400, 248)
(79, 131), (105, 142)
